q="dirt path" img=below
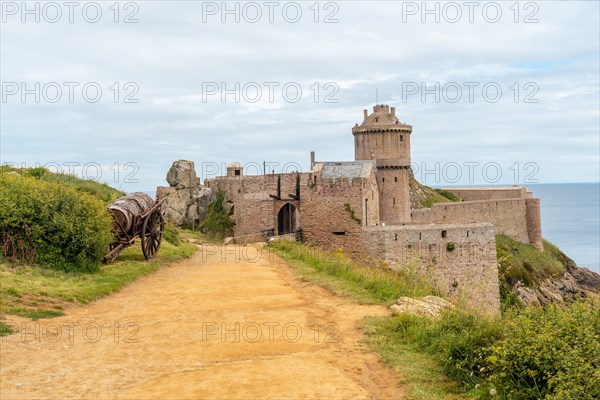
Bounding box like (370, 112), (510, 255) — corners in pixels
(0, 244), (402, 399)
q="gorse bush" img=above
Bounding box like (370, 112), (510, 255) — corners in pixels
(486, 300), (600, 400)
(0, 174), (113, 272)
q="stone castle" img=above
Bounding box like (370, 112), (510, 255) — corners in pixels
(159, 104), (544, 314)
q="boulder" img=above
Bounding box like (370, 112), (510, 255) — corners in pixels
(389, 295), (454, 318)
(166, 160), (199, 189)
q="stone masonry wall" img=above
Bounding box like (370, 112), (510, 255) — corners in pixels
(432, 200), (528, 242)
(207, 173), (314, 237)
(363, 223), (500, 315)
(302, 175), (378, 259)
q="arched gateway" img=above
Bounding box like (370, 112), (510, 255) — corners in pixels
(277, 203), (299, 235)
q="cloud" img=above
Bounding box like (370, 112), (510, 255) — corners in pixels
(1, 1), (598, 189)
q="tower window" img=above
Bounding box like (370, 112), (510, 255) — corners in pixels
(375, 117), (379, 122)
(393, 197), (396, 206)
(394, 177), (398, 182)
(441, 230), (448, 238)
(400, 135), (404, 142)
(382, 177), (385, 183)
(394, 234), (398, 241)
(234, 170), (240, 176)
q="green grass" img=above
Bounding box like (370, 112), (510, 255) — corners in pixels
(271, 237), (596, 400)
(269, 240), (434, 305)
(0, 318), (15, 336)
(5, 307), (65, 320)
(0, 240), (196, 320)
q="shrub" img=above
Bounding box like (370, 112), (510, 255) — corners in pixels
(200, 190), (234, 238)
(446, 242), (456, 251)
(486, 300), (600, 400)
(0, 174), (113, 272)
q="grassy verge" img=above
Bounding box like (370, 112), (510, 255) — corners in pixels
(270, 240), (434, 305)
(269, 240), (467, 400)
(0, 239), (196, 323)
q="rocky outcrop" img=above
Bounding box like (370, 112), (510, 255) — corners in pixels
(513, 265), (600, 306)
(157, 160), (216, 227)
(389, 295), (454, 318)
(166, 160), (200, 189)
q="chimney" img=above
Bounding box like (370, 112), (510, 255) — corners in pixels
(391, 107), (396, 118)
(363, 109), (368, 120)
(310, 151), (315, 168)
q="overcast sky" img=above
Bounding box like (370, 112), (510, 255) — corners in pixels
(1, 0), (599, 192)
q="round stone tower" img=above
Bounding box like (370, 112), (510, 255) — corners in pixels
(352, 104), (413, 224)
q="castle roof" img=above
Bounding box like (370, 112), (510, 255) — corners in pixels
(318, 161), (375, 180)
(353, 104), (412, 133)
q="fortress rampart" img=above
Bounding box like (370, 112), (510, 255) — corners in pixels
(362, 223), (500, 314)
(172, 104), (548, 316)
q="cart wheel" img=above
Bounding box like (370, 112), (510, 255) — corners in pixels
(141, 210), (164, 259)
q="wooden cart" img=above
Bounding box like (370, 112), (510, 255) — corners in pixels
(103, 193), (165, 264)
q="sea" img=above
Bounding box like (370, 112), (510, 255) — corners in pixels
(528, 183), (600, 274)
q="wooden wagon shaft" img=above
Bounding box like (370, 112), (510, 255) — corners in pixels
(103, 243), (126, 264)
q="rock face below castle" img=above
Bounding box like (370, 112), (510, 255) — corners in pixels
(514, 257), (600, 306)
(157, 160), (216, 228)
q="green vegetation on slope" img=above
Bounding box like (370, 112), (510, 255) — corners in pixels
(495, 235), (577, 310)
(0, 172), (114, 272)
(409, 177), (462, 208)
(0, 166), (197, 327)
(200, 190), (235, 238)
(497, 235), (566, 287)
(1, 165), (123, 203)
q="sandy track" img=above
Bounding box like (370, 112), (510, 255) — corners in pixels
(0, 244), (402, 399)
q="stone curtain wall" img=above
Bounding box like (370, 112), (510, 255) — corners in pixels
(429, 198), (543, 251)
(442, 187), (530, 201)
(363, 223), (501, 315)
